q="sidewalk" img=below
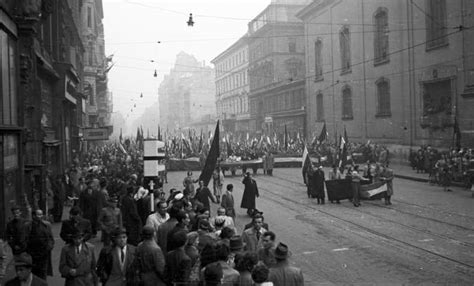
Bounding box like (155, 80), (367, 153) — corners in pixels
(390, 162), (471, 191)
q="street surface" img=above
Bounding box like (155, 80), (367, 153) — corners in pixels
(3, 167), (473, 285)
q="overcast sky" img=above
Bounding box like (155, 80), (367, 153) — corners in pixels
(103, 0), (270, 125)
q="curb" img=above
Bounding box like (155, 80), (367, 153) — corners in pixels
(394, 173), (468, 189)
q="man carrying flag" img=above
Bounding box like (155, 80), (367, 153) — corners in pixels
(302, 145), (311, 185)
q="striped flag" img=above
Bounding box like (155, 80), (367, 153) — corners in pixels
(302, 145), (311, 184)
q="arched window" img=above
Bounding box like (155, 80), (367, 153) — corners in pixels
(342, 86), (353, 119)
(376, 78), (391, 116)
(339, 26), (351, 73)
(374, 8), (389, 64)
(314, 39), (323, 79)
(316, 93), (324, 121)
(426, 0), (448, 49)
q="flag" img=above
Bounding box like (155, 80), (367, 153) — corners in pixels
(317, 123), (328, 145)
(158, 125), (161, 140)
(338, 135), (348, 168)
(302, 145), (311, 185)
(199, 120), (220, 186)
(119, 128), (123, 143)
(226, 133), (233, 156)
(198, 129), (203, 153)
(284, 125), (288, 151)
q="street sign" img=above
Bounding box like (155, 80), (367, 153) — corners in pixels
(143, 139), (166, 178)
(83, 128), (109, 141)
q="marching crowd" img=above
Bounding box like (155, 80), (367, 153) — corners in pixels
(1, 141), (304, 286)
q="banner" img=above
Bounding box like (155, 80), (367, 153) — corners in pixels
(326, 179), (387, 201)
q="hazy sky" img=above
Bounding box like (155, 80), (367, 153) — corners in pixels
(103, 0), (270, 124)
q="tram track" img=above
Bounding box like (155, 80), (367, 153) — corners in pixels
(248, 175), (474, 271)
(258, 173), (474, 230)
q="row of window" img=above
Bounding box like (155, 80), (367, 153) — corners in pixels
(314, 1), (448, 77)
(215, 49), (247, 76)
(316, 79), (391, 121)
(216, 71), (248, 94)
(250, 88), (304, 115)
(217, 96), (249, 116)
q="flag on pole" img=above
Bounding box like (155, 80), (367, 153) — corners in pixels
(119, 128), (123, 143)
(317, 122), (328, 145)
(284, 125), (288, 151)
(199, 120), (220, 186)
(302, 145), (311, 185)
(338, 135), (348, 168)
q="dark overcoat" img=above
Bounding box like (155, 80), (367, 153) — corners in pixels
(240, 176), (259, 210)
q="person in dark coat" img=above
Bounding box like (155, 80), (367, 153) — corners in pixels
(314, 165), (326, 204)
(120, 186), (142, 246)
(136, 226), (166, 286)
(306, 166), (316, 199)
(52, 174), (66, 222)
(165, 230), (192, 285)
(195, 180), (217, 212)
(60, 206), (93, 244)
(221, 184), (235, 219)
(5, 205), (29, 255)
(241, 172), (259, 216)
(25, 209), (54, 280)
(5, 253), (48, 286)
(79, 178), (100, 237)
(59, 229), (98, 286)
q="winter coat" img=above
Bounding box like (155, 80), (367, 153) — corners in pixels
(240, 176), (259, 210)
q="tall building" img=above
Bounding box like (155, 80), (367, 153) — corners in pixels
(81, 0), (112, 130)
(0, 0), (88, 231)
(211, 34), (250, 134)
(159, 52), (215, 132)
(247, 1), (310, 138)
(297, 0), (474, 152)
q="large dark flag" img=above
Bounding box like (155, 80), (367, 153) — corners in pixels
(302, 145), (311, 185)
(318, 123), (328, 145)
(199, 120), (220, 186)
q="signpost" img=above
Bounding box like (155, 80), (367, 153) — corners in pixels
(143, 139), (166, 210)
(83, 128), (110, 141)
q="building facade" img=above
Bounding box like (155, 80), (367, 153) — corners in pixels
(81, 0), (112, 130)
(159, 52), (215, 131)
(297, 0), (474, 152)
(247, 2), (309, 138)
(211, 35), (250, 134)
(0, 0), (110, 232)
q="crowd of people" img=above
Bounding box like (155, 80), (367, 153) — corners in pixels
(409, 146), (474, 191)
(1, 140), (305, 286)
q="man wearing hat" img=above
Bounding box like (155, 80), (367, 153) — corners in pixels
(4, 253), (47, 286)
(96, 227), (136, 286)
(241, 172), (259, 217)
(268, 242), (304, 286)
(135, 225), (166, 286)
(59, 228), (98, 286)
(98, 196), (123, 246)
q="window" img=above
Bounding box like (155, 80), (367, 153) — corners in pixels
(316, 93), (324, 121)
(1, 30), (17, 125)
(339, 26), (351, 73)
(288, 37), (296, 53)
(314, 39), (323, 79)
(426, 0), (448, 49)
(87, 6), (92, 28)
(374, 8), (389, 64)
(342, 86), (353, 119)
(376, 78), (391, 116)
